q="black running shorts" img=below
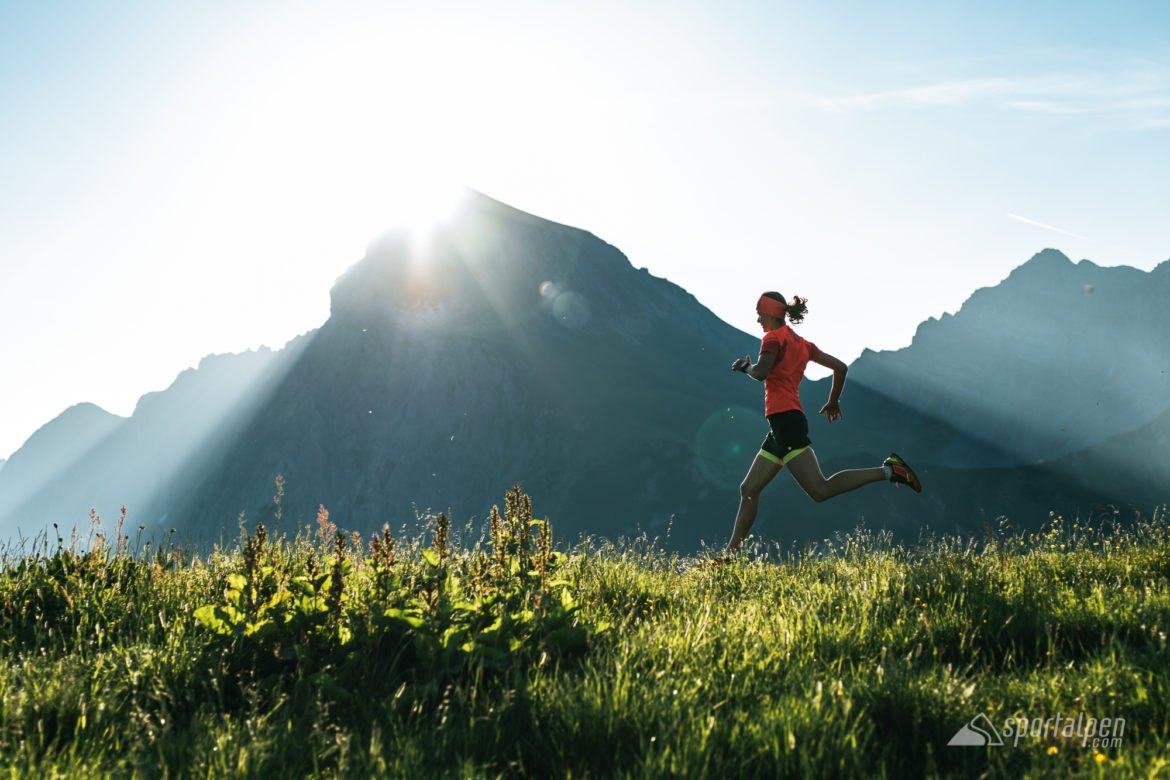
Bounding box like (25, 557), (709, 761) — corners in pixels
(760, 410), (812, 465)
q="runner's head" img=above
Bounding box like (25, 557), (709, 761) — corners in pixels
(757, 292), (808, 327)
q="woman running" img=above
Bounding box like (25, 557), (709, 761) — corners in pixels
(726, 292), (921, 553)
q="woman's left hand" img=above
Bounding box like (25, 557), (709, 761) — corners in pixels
(819, 400), (843, 423)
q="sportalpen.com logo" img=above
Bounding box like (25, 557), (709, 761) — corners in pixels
(949, 711), (1125, 749)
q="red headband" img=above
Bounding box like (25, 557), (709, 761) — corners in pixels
(756, 295), (786, 319)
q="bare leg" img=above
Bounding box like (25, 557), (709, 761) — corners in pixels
(784, 448), (885, 502)
(728, 453), (783, 553)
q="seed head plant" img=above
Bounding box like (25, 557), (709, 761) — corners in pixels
(433, 512), (450, 561)
(273, 474), (284, 524)
(316, 504), (336, 550)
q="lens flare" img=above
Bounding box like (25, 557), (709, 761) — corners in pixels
(552, 291), (591, 329)
(694, 406), (760, 490)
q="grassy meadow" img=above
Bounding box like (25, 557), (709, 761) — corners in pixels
(1, 485), (1168, 778)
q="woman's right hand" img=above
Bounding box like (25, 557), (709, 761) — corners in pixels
(731, 356), (750, 373)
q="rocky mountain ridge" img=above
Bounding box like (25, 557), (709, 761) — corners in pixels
(845, 249), (1170, 466)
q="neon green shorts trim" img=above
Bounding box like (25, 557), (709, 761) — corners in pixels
(760, 410), (813, 465)
(759, 445), (809, 466)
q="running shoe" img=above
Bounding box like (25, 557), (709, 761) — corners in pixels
(883, 452), (922, 493)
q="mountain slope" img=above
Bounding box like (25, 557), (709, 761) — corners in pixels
(0, 348), (300, 545)
(1041, 400), (1170, 509)
(0, 403), (125, 518)
(844, 250), (1170, 467)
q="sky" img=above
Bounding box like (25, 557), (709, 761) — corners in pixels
(2, 0), (1169, 460)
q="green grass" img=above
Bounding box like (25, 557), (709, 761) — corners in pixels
(1, 494), (1168, 778)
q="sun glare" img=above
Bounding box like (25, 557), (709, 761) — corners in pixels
(168, 9), (584, 293)
(380, 175), (467, 235)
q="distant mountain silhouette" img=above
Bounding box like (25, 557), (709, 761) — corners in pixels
(0, 193), (1166, 550)
(842, 249), (1170, 467)
(0, 348), (299, 545)
(0, 403), (123, 518)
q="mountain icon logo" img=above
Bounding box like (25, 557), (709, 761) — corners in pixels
(948, 713), (1005, 746)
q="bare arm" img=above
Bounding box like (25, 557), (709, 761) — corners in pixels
(810, 351), (848, 423)
(731, 351), (776, 382)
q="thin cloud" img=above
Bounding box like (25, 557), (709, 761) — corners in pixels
(813, 78), (1017, 109)
(813, 63), (1170, 126)
(1007, 213), (1089, 241)
(1006, 95), (1170, 115)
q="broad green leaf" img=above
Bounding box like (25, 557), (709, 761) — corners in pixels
(383, 607), (425, 629)
(193, 604), (226, 633)
(441, 626), (467, 650)
(193, 604), (242, 636)
(289, 578), (314, 596)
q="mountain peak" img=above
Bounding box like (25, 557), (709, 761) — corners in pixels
(328, 189), (652, 337)
(1008, 248), (1072, 278)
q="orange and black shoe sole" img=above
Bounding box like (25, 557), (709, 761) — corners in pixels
(885, 453), (923, 493)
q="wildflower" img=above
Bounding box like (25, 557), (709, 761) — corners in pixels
(316, 504), (336, 547)
(1094, 752), (1107, 764)
(1047, 746), (1058, 755)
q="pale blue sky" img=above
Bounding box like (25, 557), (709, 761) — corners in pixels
(2, 0), (1169, 459)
